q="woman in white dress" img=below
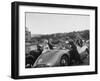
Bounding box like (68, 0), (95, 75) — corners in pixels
(42, 39), (50, 53)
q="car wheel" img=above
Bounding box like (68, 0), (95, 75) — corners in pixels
(60, 55), (69, 66)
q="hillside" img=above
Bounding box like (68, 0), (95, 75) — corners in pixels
(31, 30), (89, 44)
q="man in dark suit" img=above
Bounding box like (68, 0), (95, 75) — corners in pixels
(66, 38), (82, 64)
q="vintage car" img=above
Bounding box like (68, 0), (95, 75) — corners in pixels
(32, 42), (89, 68)
(33, 49), (71, 68)
(26, 39), (89, 68)
(25, 44), (43, 68)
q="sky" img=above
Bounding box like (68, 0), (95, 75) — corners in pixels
(26, 12), (90, 35)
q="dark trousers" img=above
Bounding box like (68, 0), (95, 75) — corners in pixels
(70, 50), (82, 63)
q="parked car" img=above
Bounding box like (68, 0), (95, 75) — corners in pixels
(33, 43), (89, 68)
(25, 44), (43, 68)
(33, 49), (71, 68)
